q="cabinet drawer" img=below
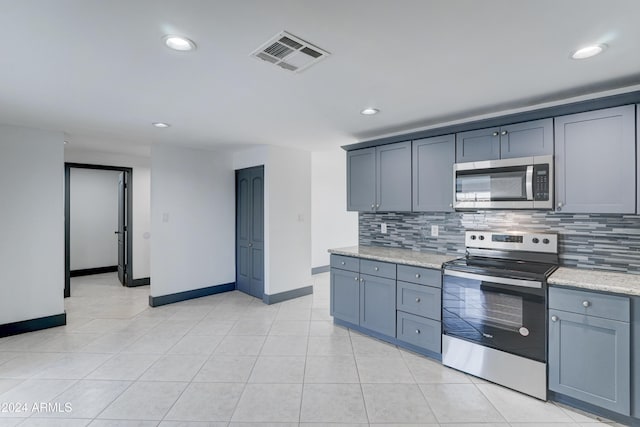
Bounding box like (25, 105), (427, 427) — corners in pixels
(330, 254), (359, 272)
(397, 281), (441, 320)
(396, 311), (441, 353)
(549, 287), (630, 322)
(397, 264), (441, 287)
(360, 259), (396, 279)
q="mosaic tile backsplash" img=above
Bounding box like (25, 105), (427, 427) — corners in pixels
(359, 211), (640, 274)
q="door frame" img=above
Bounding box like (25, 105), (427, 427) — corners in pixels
(64, 162), (134, 297)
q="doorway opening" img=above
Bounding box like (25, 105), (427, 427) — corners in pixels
(236, 166), (265, 299)
(64, 163), (133, 297)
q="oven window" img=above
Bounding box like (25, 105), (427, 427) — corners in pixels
(463, 288), (523, 330)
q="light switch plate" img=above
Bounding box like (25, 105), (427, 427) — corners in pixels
(431, 225), (439, 237)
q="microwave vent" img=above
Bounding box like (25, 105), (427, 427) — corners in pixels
(250, 31), (330, 73)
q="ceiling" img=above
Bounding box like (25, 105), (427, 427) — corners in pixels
(1, 0), (639, 156)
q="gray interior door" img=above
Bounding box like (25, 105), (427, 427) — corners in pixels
(236, 166), (265, 299)
(117, 171), (127, 286)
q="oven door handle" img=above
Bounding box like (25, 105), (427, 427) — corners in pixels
(525, 165), (534, 201)
(444, 269), (542, 289)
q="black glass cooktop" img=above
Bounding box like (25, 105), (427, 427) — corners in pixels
(444, 256), (558, 281)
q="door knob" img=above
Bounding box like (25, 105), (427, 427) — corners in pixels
(551, 315), (558, 322)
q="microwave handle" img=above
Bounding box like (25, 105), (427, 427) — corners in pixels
(526, 165), (533, 201)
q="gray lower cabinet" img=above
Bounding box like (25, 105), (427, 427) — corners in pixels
(412, 134), (455, 212)
(554, 105), (636, 214)
(360, 273), (396, 337)
(397, 311), (441, 352)
(549, 287), (631, 416)
(330, 267), (360, 325)
(347, 141), (411, 212)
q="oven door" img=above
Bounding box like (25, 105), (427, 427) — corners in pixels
(442, 269), (546, 362)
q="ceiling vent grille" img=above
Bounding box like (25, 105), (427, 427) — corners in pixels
(251, 31), (330, 73)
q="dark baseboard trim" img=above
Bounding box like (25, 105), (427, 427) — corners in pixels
(548, 391), (636, 426)
(129, 277), (150, 287)
(263, 285), (314, 305)
(311, 265), (330, 275)
(149, 282), (235, 307)
(70, 266), (118, 277)
(333, 317), (442, 362)
(0, 313), (67, 338)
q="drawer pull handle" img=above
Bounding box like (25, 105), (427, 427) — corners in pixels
(551, 315), (558, 322)
(341, 261), (345, 265)
(582, 301), (591, 308)
(415, 329), (421, 334)
(415, 297), (421, 303)
(415, 273), (421, 278)
(374, 267), (379, 271)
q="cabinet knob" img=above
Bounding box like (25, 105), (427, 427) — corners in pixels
(354, 277), (358, 281)
(500, 130), (508, 136)
(371, 204), (375, 209)
(248, 243), (253, 247)
(582, 300), (591, 308)
(374, 267), (379, 271)
(492, 131), (499, 137)
(415, 329), (421, 334)
(557, 202), (563, 208)
(415, 297), (421, 303)
(360, 278), (364, 282)
(376, 204), (380, 209)
(449, 203), (453, 208)
(551, 315), (558, 322)
(415, 273), (421, 278)
(341, 261), (345, 265)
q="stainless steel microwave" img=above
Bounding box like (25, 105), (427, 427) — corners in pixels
(453, 155), (553, 210)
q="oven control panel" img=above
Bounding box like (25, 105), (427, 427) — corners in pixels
(466, 231), (557, 253)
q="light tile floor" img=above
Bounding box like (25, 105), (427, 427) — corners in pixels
(0, 272), (627, 426)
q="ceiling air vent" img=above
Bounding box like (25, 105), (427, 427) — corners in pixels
(251, 31), (330, 73)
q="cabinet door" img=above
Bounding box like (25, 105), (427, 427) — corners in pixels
(347, 148), (376, 212)
(359, 273), (396, 337)
(549, 309), (630, 415)
(330, 268), (360, 325)
(500, 118), (553, 159)
(555, 105), (636, 213)
(455, 127), (500, 162)
(376, 141), (412, 212)
(412, 135), (455, 212)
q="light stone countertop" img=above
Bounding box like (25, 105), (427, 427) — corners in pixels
(548, 267), (640, 296)
(328, 245), (457, 270)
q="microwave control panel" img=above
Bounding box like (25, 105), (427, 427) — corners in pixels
(533, 164), (549, 201)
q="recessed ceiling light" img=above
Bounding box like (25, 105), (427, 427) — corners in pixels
(571, 44), (607, 60)
(361, 108), (380, 115)
(163, 35), (196, 51)
(152, 122), (171, 128)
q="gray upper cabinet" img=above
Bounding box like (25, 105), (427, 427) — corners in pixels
(500, 118), (553, 159)
(412, 135), (455, 212)
(347, 141), (411, 212)
(555, 105), (636, 214)
(637, 105), (640, 215)
(376, 141), (412, 212)
(347, 148), (376, 212)
(455, 127), (500, 162)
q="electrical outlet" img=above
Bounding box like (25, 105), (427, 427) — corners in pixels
(381, 223), (387, 234)
(431, 225), (439, 237)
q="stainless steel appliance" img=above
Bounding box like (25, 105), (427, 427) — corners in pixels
(442, 230), (558, 400)
(454, 155), (553, 210)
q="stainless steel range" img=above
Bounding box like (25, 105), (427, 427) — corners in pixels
(442, 230), (558, 400)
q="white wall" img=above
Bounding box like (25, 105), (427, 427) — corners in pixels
(311, 149), (359, 268)
(70, 168), (120, 270)
(64, 149), (150, 279)
(233, 145), (312, 296)
(150, 145), (235, 297)
(0, 125), (65, 325)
